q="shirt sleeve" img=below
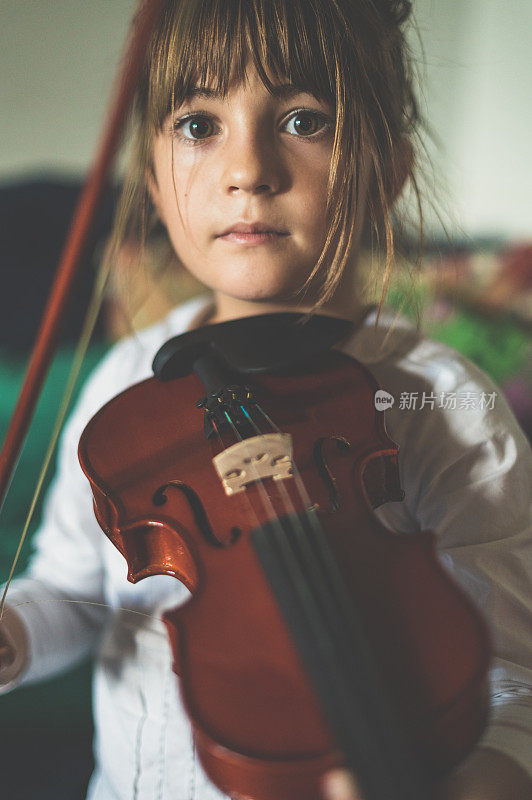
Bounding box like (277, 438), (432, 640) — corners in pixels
(0, 336), (146, 687)
(383, 350), (532, 780)
(0, 388), (111, 686)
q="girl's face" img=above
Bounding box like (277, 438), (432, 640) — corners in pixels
(149, 64), (337, 313)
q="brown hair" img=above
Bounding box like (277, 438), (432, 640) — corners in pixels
(109, 0), (422, 310)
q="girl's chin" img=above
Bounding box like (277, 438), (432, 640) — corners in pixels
(213, 270), (308, 304)
(218, 284), (300, 304)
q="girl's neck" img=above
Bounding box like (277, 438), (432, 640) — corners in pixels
(211, 295), (362, 324)
(200, 268), (366, 327)
(191, 293), (366, 333)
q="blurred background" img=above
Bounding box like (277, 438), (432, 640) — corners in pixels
(0, 1), (531, 797)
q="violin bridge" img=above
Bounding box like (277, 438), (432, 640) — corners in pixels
(212, 433), (294, 495)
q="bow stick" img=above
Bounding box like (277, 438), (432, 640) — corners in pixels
(0, 0), (165, 510)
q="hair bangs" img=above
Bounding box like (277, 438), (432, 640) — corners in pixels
(144, 0), (348, 131)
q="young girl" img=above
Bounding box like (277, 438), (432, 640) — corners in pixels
(1, 1), (531, 799)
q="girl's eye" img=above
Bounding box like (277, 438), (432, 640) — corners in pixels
(172, 109), (332, 146)
(283, 110), (331, 138)
(173, 114), (216, 144)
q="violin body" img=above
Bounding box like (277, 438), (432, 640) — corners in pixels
(79, 317), (490, 800)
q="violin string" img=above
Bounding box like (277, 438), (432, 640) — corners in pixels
(244, 404), (401, 739)
(248, 403), (427, 799)
(213, 400), (359, 703)
(251, 400), (396, 706)
(219, 402), (369, 716)
(254, 403), (362, 619)
(209, 415), (265, 536)
(210, 400), (355, 746)
(217, 401), (330, 586)
(247, 401), (361, 631)
(222, 401), (357, 660)
(219, 410), (279, 527)
(236, 403), (365, 664)
(212, 401), (361, 751)
(235, 401), (351, 635)
(228, 402), (387, 779)
(8, 597), (163, 623)
(250, 406), (374, 703)
(215, 404), (361, 703)
(237, 405), (303, 524)
(250, 503), (419, 800)
(235, 400), (361, 685)
(210, 394), (300, 533)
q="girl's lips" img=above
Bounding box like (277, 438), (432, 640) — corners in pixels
(218, 231), (289, 245)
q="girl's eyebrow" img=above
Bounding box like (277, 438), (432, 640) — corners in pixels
(184, 83), (313, 101)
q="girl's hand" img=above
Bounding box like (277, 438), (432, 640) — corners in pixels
(0, 608), (28, 686)
(0, 648), (16, 673)
(0, 628), (16, 671)
(0, 645), (15, 669)
(0, 628), (18, 688)
(323, 750), (532, 800)
(322, 769), (363, 800)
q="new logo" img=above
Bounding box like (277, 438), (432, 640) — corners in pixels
(374, 390), (394, 410)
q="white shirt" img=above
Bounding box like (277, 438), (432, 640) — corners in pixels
(2, 296), (531, 799)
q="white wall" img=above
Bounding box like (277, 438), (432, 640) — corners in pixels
(1, 0), (531, 237)
(0, 0), (136, 177)
(411, 0), (532, 238)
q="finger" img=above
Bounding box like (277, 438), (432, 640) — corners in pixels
(0, 644), (15, 668)
(322, 768), (363, 800)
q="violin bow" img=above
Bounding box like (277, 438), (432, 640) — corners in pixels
(0, 0), (165, 511)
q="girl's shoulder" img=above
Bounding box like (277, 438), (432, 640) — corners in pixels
(79, 296), (209, 407)
(343, 307), (530, 518)
(343, 306), (517, 430)
(70, 295), (213, 432)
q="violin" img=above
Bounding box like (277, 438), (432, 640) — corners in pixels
(78, 312), (491, 800)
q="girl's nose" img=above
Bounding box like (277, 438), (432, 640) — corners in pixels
(221, 129), (283, 196)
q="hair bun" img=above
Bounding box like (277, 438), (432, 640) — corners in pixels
(375, 0), (413, 26)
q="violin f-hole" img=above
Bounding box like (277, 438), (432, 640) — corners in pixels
(153, 481), (240, 547)
(313, 436), (352, 513)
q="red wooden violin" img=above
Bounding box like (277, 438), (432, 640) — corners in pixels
(78, 312), (491, 800)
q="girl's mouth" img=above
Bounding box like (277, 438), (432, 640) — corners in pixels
(218, 231), (289, 245)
